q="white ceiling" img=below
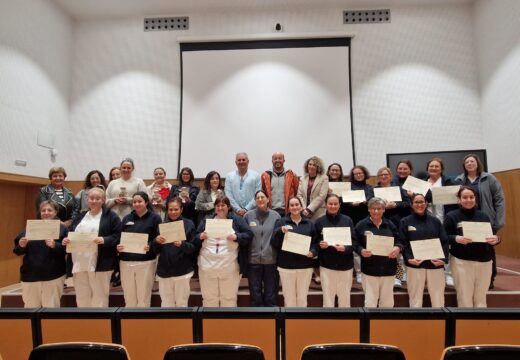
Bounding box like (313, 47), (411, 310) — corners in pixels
(52, 0), (473, 20)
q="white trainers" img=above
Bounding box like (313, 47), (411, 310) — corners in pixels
(394, 278), (402, 288)
(446, 275), (454, 287)
(356, 272), (362, 284)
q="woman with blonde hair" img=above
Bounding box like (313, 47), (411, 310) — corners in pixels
(297, 156), (329, 221)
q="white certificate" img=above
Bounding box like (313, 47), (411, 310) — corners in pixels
(366, 234), (394, 256)
(159, 221), (186, 243)
(461, 221), (493, 243)
(342, 190), (366, 203)
(402, 176), (431, 196)
(323, 227), (351, 246)
(410, 238), (445, 260)
(66, 232), (98, 253)
(25, 220), (60, 240)
(432, 185), (460, 205)
(282, 231), (311, 256)
(205, 219), (233, 239)
(120, 232), (148, 254)
(374, 186), (402, 202)
(329, 182), (351, 195)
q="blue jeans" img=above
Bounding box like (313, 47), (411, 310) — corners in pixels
(247, 264), (279, 306)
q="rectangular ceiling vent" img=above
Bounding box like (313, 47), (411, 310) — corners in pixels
(343, 9), (391, 24)
(144, 16), (189, 31)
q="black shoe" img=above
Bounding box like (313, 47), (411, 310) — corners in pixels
(489, 280), (494, 290)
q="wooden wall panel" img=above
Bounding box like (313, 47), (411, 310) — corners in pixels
(456, 319), (520, 345)
(0, 319), (33, 360)
(494, 170), (520, 259)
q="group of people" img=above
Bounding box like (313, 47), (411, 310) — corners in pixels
(14, 152), (504, 310)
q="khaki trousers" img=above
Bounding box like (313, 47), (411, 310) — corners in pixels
(320, 267), (353, 307)
(406, 267), (445, 308)
(451, 256), (491, 308)
(73, 271), (113, 307)
(158, 272), (194, 307)
(278, 267), (313, 307)
(22, 276), (65, 308)
(120, 259), (157, 307)
(198, 266), (241, 307)
(362, 274), (394, 308)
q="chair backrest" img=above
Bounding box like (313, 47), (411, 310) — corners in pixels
(301, 343), (406, 360)
(442, 345), (520, 360)
(164, 343), (265, 360)
(28, 342), (129, 360)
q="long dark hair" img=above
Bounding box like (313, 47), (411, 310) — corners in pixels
(83, 170), (107, 190)
(203, 171), (223, 191)
(133, 191), (154, 212)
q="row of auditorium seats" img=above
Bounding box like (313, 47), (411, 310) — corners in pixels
(26, 342), (520, 360)
(1, 307), (519, 360)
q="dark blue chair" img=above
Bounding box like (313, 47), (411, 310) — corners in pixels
(28, 342), (129, 360)
(301, 343), (406, 360)
(163, 343), (264, 360)
(442, 345), (520, 360)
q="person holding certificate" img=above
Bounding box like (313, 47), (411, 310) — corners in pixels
(375, 167), (411, 227)
(344, 165), (374, 225)
(147, 167), (172, 220)
(455, 154), (505, 289)
(444, 186), (500, 307)
(297, 156), (329, 220)
(354, 197), (402, 307)
(117, 191), (162, 307)
(315, 194), (356, 307)
(425, 158), (458, 223)
(392, 160), (413, 188)
(195, 171), (225, 223)
(271, 197), (318, 307)
(166, 167), (200, 225)
(13, 200), (68, 308)
(327, 163), (349, 215)
(399, 193), (449, 307)
(63, 187), (122, 307)
(106, 158), (149, 220)
(196, 196), (253, 307)
(152, 197), (198, 307)
(36, 167), (77, 229)
(244, 190), (281, 306)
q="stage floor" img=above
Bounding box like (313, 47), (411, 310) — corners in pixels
(2, 255), (519, 308)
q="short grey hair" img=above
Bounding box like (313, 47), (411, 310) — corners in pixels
(368, 197), (387, 208)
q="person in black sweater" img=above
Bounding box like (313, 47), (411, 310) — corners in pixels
(315, 194), (356, 307)
(399, 193), (449, 308)
(271, 197), (318, 307)
(444, 186), (500, 308)
(153, 197), (199, 307)
(13, 200), (68, 308)
(117, 191), (161, 307)
(64, 187), (121, 307)
(354, 197), (403, 308)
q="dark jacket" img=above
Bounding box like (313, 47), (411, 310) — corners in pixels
(167, 185), (201, 224)
(444, 207), (494, 262)
(354, 217), (403, 276)
(399, 212), (449, 269)
(195, 213), (253, 275)
(120, 210), (161, 261)
(69, 207), (122, 272)
(13, 224), (68, 282)
(152, 217), (199, 277)
(315, 212), (355, 271)
(425, 176), (459, 216)
(36, 185), (77, 224)
(374, 185), (411, 227)
(271, 216), (318, 269)
(342, 181), (374, 225)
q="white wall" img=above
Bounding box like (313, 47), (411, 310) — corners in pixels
(0, 0), (73, 178)
(474, 0), (520, 172)
(67, 3), (483, 179)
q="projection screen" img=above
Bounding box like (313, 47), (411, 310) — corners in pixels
(179, 37), (354, 177)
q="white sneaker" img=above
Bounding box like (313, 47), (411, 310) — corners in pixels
(394, 278), (402, 288)
(356, 273), (362, 284)
(446, 275), (454, 287)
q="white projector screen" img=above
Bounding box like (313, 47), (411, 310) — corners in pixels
(179, 38), (354, 178)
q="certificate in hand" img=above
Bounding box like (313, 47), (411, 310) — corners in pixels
(26, 219), (60, 240)
(329, 182), (351, 195)
(66, 232), (98, 253)
(366, 234), (394, 256)
(374, 186), (402, 202)
(432, 185), (460, 205)
(461, 221), (493, 243)
(323, 227), (352, 246)
(402, 176), (431, 196)
(342, 190), (366, 203)
(410, 238), (445, 260)
(282, 231), (311, 256)
(121, 232), (148, 254)
(205, 219), (233, 239)
(159, 221), (186, 243)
